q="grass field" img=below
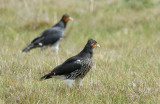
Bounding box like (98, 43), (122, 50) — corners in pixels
(0, 0), (160, 103)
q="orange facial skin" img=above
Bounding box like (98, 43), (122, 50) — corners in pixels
(92, 43), (97, 48)
(63, 17), (70, 22)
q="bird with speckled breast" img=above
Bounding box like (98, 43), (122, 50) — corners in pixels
(40, 39), (100, 87)
(22, 14), (73, 54)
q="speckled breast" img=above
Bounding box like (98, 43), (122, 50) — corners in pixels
(66, 58), (93, 79)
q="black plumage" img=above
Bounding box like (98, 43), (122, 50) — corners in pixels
(40, 39), (100, 87)
(22, 14), (73, 53)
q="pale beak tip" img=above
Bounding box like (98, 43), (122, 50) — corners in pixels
(69, 17), (74, 21)
(97, 44), (100, 47)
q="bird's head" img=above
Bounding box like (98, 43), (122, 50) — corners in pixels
(61, 14), (73, 22)
(87, 39), (100, 49)
(80, 39), (100, 57)
(79, 39), (100, 57)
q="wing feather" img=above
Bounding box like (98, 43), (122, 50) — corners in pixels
(31, 27), (63, 46)
(51, 57), (82, 75)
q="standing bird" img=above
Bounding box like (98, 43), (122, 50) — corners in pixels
(22, 14), (73, 53)
(40, 39), (100, 87)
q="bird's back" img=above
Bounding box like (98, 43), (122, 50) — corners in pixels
(32, 27), (64, 45)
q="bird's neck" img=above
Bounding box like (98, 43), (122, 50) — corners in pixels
(54, 20), (67, 29)
(79, 46), (93, 58)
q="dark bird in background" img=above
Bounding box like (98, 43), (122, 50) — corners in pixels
(40, 39), (100, 87)
(22, 14), (73, 53)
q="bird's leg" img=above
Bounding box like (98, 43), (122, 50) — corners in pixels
(75, 79), (82, 92)
(56, 47), (59, 55)
(56, 48), (60, 64)
(64, 79), (74, 88)
(51, 45), (60, 64)
(75, 78), (82, 88)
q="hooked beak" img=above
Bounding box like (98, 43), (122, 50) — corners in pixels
(69, 17), (74, 21)
(92, 43), (100, 48)
(97, 44), (100, 48)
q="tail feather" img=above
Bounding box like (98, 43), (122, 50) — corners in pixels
(22, 44), (34, 52)
(39, 73), (53, 81)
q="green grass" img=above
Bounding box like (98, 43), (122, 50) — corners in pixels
(0, 0), (160, 103)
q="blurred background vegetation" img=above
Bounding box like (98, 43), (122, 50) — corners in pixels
(0, 0), (160, 103)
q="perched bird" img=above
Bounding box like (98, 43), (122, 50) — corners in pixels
(40, 39), (100, 87)
(22, 14), (73, 53)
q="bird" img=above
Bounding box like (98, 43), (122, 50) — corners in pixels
(22, 14), (73, 54)
(40, 39), (100, 87)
